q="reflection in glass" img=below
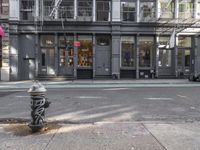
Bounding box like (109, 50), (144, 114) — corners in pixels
(140, 2), (155, 21)
(158, 50), (171, 67)
(178, 36), (191, 47)
(158, 0), (174, 18)
(121, 37), (135, 67)
(179, 0), (193, 18)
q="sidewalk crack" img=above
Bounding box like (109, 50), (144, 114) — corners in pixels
(142, 123), (167, 150)
(43, 128), (59, 150)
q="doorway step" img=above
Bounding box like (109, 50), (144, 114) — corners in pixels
(157, 75), (177, 79)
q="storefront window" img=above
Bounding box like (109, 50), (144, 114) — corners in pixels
(121, 36), (135, 67)
(158, 0), (174, 18)
(121, 1), (136, 22)
(40, 35), (55, 47)
(78, 36), (92, 67)
(20, 0), (34, 20)
(96, 0), (110, 21)
(78, 0), (93, 17)
(59, 0), (74, 19)
(178, 36), (191, 47)
(140, 1), (155, 21)
(139, 36), (154, 67)
(179, 0), (194, 18)
(59, 35), (74, 67)
(159, 36), (170, 48)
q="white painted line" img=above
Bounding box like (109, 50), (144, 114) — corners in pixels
(177, 95), (187, 98)
(102, 88), (129, 91)
(144, 98), (173, 101)
(75, 96), (108, 99)
(15, 96), (30, 98)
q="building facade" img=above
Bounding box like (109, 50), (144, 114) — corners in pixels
(1, 0), (200, 81)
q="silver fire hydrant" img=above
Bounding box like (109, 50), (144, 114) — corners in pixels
(28, 80), (51, 131)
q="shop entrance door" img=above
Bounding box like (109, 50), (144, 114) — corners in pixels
(177, 49), (191, 75)
(39, 48), (55, 75)
(158, 49), (175, 76)
(95, 46), (111, 76)
(58, 47), (74, 75)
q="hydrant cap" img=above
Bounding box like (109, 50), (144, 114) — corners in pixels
(28, 80), (47, 93)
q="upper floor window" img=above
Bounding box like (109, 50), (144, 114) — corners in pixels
(158, 0), (175, 18)
(20, 0), (34, 20)
(59, 0), (74, 19)
(121, 1), (136, 22)
(78, 0), (93, 17)
(96, 0), (111, 21)
(0, 0), (9, 16)
(140, 1), (156, 22)
(179, 0), (194, 18)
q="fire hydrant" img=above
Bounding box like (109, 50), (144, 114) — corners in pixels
(28, 80), (51, 131)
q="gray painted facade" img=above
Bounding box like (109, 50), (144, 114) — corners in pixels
(0, 0), (200, 81)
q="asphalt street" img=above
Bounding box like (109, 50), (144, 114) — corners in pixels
(0, 81), (200, 150)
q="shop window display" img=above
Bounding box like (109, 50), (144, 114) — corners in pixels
(121, 36), (135, 67)
(78, 37), (92, 67)
(139, 37), (154, 67)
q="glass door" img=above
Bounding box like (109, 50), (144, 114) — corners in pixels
(40, 48), (55, 75)
(177, 49), (191, 76)
(158, 49), (174, 76)
(59, 47), (74, 75)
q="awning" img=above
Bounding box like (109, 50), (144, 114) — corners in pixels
(0, 26), (5, 37)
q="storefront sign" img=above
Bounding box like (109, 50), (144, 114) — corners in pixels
(74, 41), (80, 47)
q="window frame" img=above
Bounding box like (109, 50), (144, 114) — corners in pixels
(20, 0), (35, 21)
(120, 1), (136, 22)
(96, 0), (111, 22)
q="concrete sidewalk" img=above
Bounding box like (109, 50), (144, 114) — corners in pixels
(0, 79), (199, 90)
(0, 122), (200, 150)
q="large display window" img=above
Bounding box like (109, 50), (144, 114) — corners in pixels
(139, 36), (154, 67)
(121, 36), (135, 67)
(78, 36), (93, 67)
